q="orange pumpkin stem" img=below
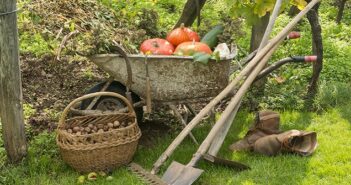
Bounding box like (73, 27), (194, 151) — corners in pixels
(180, 23), (185, 29)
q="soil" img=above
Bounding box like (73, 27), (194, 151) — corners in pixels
(20, 54), (174, 145)
(21, 54), (106, 135)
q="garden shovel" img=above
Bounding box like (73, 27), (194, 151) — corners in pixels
(161, 0), (320, 181)
(162, 41), (282, 185)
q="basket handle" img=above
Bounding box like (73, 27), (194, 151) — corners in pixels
(58, 92), (136, 127)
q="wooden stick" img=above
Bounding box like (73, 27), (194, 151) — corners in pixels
(151, 0), (320, 174)
(56, 30), (79, 61)
(0, 0), (27, 163)
(258, 0), (283, 51)
(208, 0), (283, 156)
(189, 42), (282, 167)
(169, 104), (199, 145)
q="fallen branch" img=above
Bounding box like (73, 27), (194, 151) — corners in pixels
(56, 30), (79, 61)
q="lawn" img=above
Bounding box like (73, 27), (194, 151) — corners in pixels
(1, 102), (351, 185)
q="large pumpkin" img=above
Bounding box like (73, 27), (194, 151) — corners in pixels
(140, 38), (174, 55)
(174, 42), (212, 56)
(166, 23), (200, 46)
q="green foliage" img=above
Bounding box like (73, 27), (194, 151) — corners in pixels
(234, 2), (351, 111)
(23, 104), (36, 119)
(19, 32), (58, 57)
(228, 0), (308, 24)
(314, 81), (351, 111)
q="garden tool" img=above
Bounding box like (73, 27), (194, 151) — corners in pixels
(228, 110), (281, 152)
(152, 0), (320, 176)
(208, 0), (283, 159)
(162, 39), (284, 185)
(160, 1), (321, 181)
(128, 162), (167, 185)
(253, 130), (318, 156)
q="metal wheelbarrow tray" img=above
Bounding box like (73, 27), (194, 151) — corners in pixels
(89, 54), (232, 103)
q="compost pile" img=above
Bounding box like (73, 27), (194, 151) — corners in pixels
(24, 0), (147, 55)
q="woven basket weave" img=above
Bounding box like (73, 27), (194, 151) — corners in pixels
(56, 92), (141, 173)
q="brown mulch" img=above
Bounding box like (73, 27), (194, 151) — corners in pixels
(21, 54), (106, 134)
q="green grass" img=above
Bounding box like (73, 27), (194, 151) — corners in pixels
(1, 104), (351, 184)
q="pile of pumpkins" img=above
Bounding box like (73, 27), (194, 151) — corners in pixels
(140, 23), (223, 56)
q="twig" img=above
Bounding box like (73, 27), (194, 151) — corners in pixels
(56, 30), (79, 61)
(55, 28), (63, 40)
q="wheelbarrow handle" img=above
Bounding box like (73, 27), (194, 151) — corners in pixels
(113, 42), (133, 90)
(255, 55), (317, 81)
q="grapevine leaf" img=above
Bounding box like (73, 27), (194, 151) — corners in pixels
(254, 0), (275, 17)
(290, 0), (307, 10)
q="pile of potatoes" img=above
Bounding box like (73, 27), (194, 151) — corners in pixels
(65, 120), (133, 135)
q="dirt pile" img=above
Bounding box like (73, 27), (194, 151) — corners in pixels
(23, 0), (147, 55)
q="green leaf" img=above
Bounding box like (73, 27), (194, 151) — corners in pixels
(212, 51), (221, 62)
(254, 0), (275, 17)
(193, 52), (212, 65)
(290, 0), (307, 10)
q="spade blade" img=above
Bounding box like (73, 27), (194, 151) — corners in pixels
(162, 161), (203, 185)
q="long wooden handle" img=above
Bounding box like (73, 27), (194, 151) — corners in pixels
(188, 42), (281, 167)
(151, 0), (320, 174)
(208, 0), (282, 156)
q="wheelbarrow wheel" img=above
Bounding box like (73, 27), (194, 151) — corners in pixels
(80, 81), (143, 123)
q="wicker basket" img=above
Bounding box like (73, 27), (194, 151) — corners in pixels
(56, 92), (141, 173)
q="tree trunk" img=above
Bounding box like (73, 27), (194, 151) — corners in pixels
(174, 0), (207, 29)
(336, 0), (347, 24)
(248, 14), (270, 111)
(250, 14), (270, 52)
(288, 6), (300, 17)
(304, 2), (323, 110)
(0, 0), (27, 163)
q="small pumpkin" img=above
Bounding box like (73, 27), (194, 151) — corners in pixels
(166, 23), (200, 46)
(174, 41), (212, 56)
(140, 38), (174, 55)
(184, 27), (200, 42)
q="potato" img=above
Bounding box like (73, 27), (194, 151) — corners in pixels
(88, 123), (94, 129)
(84, 127), (91, 133)
(107, 122), (114, 128)
(67, 129), (73, 133)
(97, 124), (104, 129)
(113, 121), (120, 128)
(73, 126), (80, 133)
(103, 125), (109, 131)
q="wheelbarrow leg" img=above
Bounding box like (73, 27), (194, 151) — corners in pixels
(184, 103), (197, 116)
(169, 104), (199, 145)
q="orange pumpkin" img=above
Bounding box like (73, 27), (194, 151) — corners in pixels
(140, 38), (174, 55)
(166, 23), (200, 46)
(174, 42), (212, 56)
(184, 27), (200, 42)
